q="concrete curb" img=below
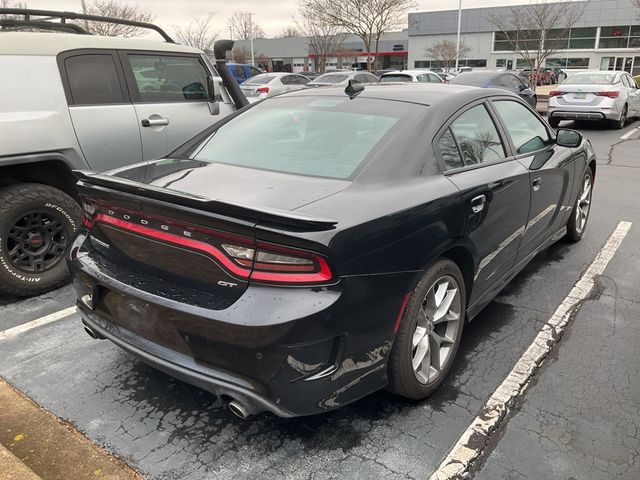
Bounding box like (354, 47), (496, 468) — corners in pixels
(0, 444), (42, 480)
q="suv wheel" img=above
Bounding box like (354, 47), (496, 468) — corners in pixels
(0, 183), (82, 297)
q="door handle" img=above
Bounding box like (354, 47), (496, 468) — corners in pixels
(471, 194), (486, 213)
(141, 117), (169, 127)
(532, 177), (542, 191)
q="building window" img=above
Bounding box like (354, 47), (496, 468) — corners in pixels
(545, 57), (590, 69)
(598, 26), (640, 49)
(414, 60), (428, 68)
(494, 27), (596, 52)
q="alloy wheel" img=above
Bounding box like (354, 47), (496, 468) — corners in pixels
(575, 173), (592, 234)
(411, 275), (462, 385)
(5, 210), (68, 273)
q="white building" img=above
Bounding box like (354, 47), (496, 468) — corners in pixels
(408, 0), (640, 74)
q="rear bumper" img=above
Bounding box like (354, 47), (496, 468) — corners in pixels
(547, 99), (621, 121)
(67, 232), (413, 417)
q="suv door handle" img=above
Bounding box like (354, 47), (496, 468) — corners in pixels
(532, 177), (542, 191)
(471, 194), (486, 213)
(141, 117), (169, 127)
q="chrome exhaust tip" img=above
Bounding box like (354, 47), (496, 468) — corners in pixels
(228, 400), (250, 419)
(82, 324), (105, 340)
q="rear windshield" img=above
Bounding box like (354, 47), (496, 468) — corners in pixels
(380, 74), (412, 83)
(245, 74), (276, 85)
(190, 96), (419, 179)
(311, 73), (348, 84)
(563, 73), (615, 85)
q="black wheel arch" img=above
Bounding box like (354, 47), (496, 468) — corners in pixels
(0, 153), (81, 201)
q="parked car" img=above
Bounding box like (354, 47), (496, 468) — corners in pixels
(306, 71), (379, 87)
(240, 73), (311, 101)
(69, 83), (596, 419)
(547, 70), (640, 128)
(379, 70), (444, 83)
(450, 71), (537, 108)
(434, 72), (457, 83)
(225, 63), (263, 84)
(518, 68), (555, 86)
(0, 8), (244, 296)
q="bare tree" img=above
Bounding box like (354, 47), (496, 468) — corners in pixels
(424, 39), (471, 72)
(83, 0), (154, 37)
(228, 11), (265, 40)
(173, 13), (218, 52)
(279, 25), (300, 38)
(295, 2), (346, 73)
(488, 0), (585, 90)
(0, 1), (28, 19)
(232, 46), (251, 63)
(300, 0), (414, 71)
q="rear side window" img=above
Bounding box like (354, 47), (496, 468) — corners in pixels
(448, 105), (506, 166)
(438, 128), (464, 170)
(492, 100), (551, 155)
(127, 54), (209, 102)
(246, 74), (276, 85)
(380, 74), (412, 83)
(64, 54), (124, 105)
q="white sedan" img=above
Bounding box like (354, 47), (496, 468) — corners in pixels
(379, 70), (444, 84)
(241, 73), (311, 102)
(547, 70), (640, 129)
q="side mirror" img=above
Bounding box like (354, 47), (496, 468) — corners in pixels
(207, 76), (215, 102)
(556, 128), (582, 148)
(207, 76), (220, 115)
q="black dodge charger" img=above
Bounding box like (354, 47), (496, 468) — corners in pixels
(68, 83), (596, 418)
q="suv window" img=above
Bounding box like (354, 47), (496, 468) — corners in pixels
(493, 100), (551, 155)
(64, 54), (124, 105)
(448, 105), (506, 166)
(128, 54), (209, 102)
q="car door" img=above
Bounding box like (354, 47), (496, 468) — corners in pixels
(490, 99), (576, 262)
(58, 50), (142, 171)
(120, 51), (222, 161)
(438, 102), (531, 304)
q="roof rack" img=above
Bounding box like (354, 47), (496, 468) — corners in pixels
(0, 8), (175, 43)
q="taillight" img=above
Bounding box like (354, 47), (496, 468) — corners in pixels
(221, 240), (333, 283)
(83, 203), (334, 285)
(549, 90), (563, 97)
(256, 86), (269, 94)
(596, 91), (619, 98)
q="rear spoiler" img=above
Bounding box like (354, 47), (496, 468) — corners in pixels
(74, 170), (337, 232)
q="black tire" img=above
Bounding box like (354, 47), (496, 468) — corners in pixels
(0, 183), (82, 297)
(566, 166), (593, 243)
(387, 258), (466, 400)
(548, 117), (560, 128)
(613, 105), (628, 130)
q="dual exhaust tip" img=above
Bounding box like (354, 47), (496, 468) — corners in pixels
(83, 322), (255, 419)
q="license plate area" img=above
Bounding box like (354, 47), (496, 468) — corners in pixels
(573, 93), (587, 100)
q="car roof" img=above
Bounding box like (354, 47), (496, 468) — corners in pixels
(383, 70), (437, 75)
(284, 83), (504, 107)
(0, 32), (203, 55)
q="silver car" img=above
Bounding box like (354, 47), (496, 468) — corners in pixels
(306, 71), (379, 88)
(241, 73), (310, 102)
(547, 70), (640, 129)
(379, 70), (444, 84)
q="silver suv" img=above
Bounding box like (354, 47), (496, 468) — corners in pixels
(0, 9), (247, 296)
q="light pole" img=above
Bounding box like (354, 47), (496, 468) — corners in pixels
(247, 12), (255, 66)
(454, 0), (462, 72)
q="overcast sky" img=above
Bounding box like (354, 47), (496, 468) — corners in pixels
(25, 0), (533, 37)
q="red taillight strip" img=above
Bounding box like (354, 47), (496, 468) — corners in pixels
(93, 214), (252, 279)
(89, 214), (335, 285)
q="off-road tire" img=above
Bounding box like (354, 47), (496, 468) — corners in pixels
(387, 258), (466, 400)
(0, 183), (82, 297)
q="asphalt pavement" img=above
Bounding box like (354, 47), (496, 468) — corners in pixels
(1, 120), (639, 480)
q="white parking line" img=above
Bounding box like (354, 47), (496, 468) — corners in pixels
(429, 221), (633, 480)
(0, 306), (77, 340)
(620, 127), (639, 140)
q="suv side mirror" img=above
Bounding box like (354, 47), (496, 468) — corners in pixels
(556, 128), (582, 148)
(207, 76), (220, 115)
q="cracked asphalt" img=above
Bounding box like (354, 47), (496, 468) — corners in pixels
(1, 120), (639, 479)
